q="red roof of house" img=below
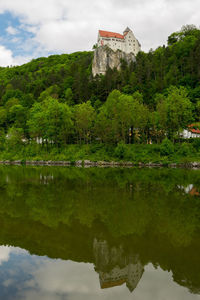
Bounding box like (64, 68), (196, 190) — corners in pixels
(190, 128), (200, 134)
(99, 30), (124, 39)
(188, 124), (200, 134)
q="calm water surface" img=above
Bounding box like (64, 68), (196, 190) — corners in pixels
(0, 166), (200, 299)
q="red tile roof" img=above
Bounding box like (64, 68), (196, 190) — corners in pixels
(99, 30), (124, 39)
(188, 124), (200, 134)
(190, 128), (200, 134)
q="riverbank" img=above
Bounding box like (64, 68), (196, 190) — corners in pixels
(1, 159), (200, 168)
(1, 141), (200, 168)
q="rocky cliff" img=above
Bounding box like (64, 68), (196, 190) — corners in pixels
(92, 46), (136, 76)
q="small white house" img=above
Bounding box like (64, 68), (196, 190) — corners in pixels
(180, 125), (200, 139)
(97, 27), (141, 56)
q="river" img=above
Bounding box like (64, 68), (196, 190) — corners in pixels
(0, 166), (199, 299)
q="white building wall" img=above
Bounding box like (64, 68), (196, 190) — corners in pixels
(97, 29), (141, 55)
(98, 36), (124, 52)
(124, 31), (141, 55)
(181, 129), (200, 139)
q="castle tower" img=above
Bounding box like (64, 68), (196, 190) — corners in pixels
(123, 27), (131, 35)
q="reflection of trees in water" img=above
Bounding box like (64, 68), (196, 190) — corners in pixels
(0, 166), (200, 293)
(0, 213), (199, 295)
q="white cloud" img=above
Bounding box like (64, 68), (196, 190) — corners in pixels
(0, 45), (32, 66)
(0, 0), (199, 64)
(6, 26), (19, 35)
(0, 45), (15, 66)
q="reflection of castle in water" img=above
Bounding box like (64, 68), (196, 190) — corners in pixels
(93, 238), (144, 292)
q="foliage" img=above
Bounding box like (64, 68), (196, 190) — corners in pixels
(74, 101), (95, 143)
(0, 25), (199, 153)
(6, 127), (24, 150)
(160, 138), (174, 156)
(114, 141), (128, 159)
(178, 142), (194, 156)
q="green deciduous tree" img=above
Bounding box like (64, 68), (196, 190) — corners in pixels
(28, 97), (73, 145)
(74, 101), (95, 143)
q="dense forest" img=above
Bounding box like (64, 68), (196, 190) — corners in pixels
(0, 25), (200, 161)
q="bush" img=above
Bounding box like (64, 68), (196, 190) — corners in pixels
(114, 142), (128, 159)
(90, 143), (104, 153)
(160, 138), (174, 156)
(178, 142), (194, 156)
(191, 138), (200, 151)
(0, 129), (5, 151)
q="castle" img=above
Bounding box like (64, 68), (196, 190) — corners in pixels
(97, 27), (141, 55)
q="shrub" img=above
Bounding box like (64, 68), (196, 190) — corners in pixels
(160, 138), (174, 156)
(191, 138), (200, 151)
(114, 142), (128, 159)
(178, 142), (194, 156)
(0, 129), (5, 151)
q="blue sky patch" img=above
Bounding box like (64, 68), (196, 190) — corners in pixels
(0, 12), (36, 57)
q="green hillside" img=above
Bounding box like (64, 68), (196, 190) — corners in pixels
(0, 25), (200, 162)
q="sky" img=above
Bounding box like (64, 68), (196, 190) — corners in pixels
(0, 0), (199, 67)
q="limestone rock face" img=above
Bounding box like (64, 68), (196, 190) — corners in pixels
(92, 46), (136, 76)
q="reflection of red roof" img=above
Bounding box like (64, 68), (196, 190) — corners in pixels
(99, 30), (124, 39)
(101, 279), (126, 289)
(189, 187), (200, 196)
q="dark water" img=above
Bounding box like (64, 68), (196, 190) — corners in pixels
(0, 166), (200, 299)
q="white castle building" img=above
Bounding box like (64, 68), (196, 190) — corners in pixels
(97, 27), (141, 55)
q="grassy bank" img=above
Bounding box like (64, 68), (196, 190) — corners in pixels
(1, 139), (200, 164)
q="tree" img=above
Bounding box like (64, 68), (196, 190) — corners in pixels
(45, 97), (73, 145)
(165, 86), (193, 139)
(28, 102), (47, 142)
(6, 127), (24, 150)
(0, 108), (7, 128)
(63, 88), (74, 106)
(38, 85), (60, 102)
(28, 97), (73, 145)
(9, 104), (27, 130)
(74, 101), (95, 143)
(94, 90), (149, 144)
